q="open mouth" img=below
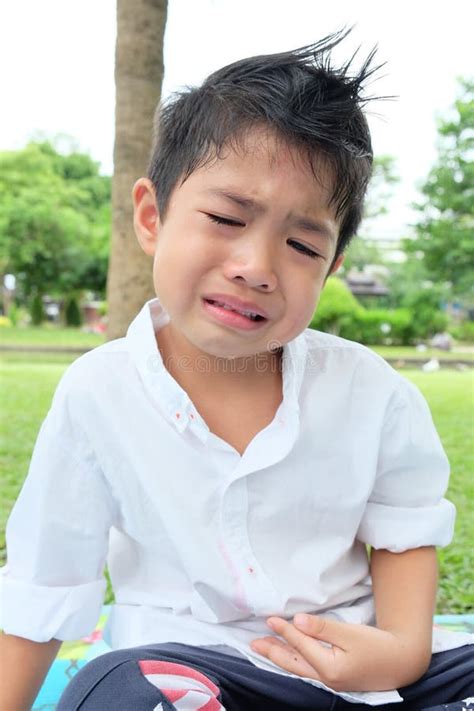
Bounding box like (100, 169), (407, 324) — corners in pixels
(203, 298), (266, 322)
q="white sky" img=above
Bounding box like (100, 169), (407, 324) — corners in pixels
(0, 0), (472, 240)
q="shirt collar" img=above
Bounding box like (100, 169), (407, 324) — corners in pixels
(126, 298), (308, 436)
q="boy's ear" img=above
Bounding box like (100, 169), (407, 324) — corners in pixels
(328, 253), (345, 277)
(132, 178), (160, 256)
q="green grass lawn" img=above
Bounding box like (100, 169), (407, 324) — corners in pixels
(372, 345), (473, 363)
(0, 325), (104, 348)
(404, 370), (474, 613)
(0, 354), (473, 613)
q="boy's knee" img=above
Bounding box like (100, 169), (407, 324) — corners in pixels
(58, 648), (173, 710)
(58, 647), (224, 710)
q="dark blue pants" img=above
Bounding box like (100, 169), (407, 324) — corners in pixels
(58, 643), (474, 710)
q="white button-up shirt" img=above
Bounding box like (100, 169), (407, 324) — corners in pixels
(1, 299), (469, 705)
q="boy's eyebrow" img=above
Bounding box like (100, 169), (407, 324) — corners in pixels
(292, 216), (336, 243)
(203, 188), (336, 242)
(204, 188), (261, 212)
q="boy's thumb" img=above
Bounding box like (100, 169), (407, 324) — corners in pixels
(293, 614), (338, 644)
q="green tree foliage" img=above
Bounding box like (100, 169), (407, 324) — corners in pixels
(364, 155), (399, 221)
(386, 257), (449, 330)
(30, 292), (45, 326)
(342, 238), (384, 274)
(311, 277), (363, 335)
(0, 140), (111, 301)
(64, 294), (83, 327)
(343, 155), (399, 273)
(313, 276), (445, 345)
(406, 79), (474, 300)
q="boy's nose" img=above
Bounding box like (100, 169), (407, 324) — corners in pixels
(224, 241), (278, 292)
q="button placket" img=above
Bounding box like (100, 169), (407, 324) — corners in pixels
(241, 479), (282, 612)
(219, 477), (281, 616)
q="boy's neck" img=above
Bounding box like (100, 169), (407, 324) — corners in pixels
(155, 323), (283, 395)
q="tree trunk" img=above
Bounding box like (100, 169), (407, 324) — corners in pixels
(106, 0), (168, 340)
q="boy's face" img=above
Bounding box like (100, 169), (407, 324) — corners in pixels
(134, 130), (343, 363)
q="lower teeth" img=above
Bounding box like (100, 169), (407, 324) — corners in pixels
(207, 300), (261, 321)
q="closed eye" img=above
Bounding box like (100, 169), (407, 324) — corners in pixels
(207, 213), (244, 227)
(207, 214), (320, 259)
(287, 239), (321, 259)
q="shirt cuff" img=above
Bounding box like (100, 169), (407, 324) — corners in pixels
(0, 569), (106, 642)
(357, 498), (456, 552)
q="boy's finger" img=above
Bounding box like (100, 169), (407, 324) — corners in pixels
(266, 617), (337, 673)
(292, 614), (359, 650)
(253, 635), (299, 653)
(251, 638), (320, 680)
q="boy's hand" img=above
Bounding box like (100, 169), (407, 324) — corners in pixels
(250, 614), (428, 692)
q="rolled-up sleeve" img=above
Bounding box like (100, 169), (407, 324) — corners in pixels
(0, 375), (117, 642)
(357, 378), (455, 552)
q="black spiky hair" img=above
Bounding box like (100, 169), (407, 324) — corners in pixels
(148, 29), (382, 255)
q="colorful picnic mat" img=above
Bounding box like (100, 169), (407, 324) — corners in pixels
(32, 608), (474, 710)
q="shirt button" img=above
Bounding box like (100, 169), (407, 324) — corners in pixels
(248, 566), (254, 574)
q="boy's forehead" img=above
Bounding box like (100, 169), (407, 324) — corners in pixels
(192, 128), (336, 210)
